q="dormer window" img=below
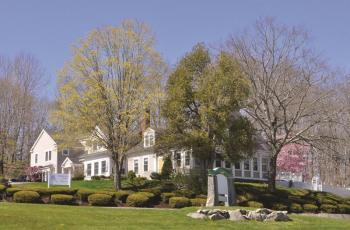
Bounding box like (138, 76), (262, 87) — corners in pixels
(144, 131), (155, 148)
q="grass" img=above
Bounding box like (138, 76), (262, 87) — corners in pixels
(0, 203), (350, 230)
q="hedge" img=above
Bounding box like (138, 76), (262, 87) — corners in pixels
(114, 190), (133, 203)
(337, 204), (350, 214)
(169, 197), (191, 208)
(190, 198), (206, 206)
(161, 192), (175, 203)
(77, 189), (96, 202)
(140, 188), (161, 203)
(6, 188), (22, 196)
(174, 189), (195, 199)
(303, 204), (319, 213)
(51, 194), (74, 205)
(320, 204), (338, 213)
(246, 201), (264, 208)
(13, 191), (41, 203)
(289, 203), (303, 213)
(126, 193), (150, 207)
(0, 184), (6, 192)
(195, 194), (207, 199)
(88, 194), (113, 206)
(271, 203), (288, 211)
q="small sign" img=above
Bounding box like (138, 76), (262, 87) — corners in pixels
(48, 173), (71, 188)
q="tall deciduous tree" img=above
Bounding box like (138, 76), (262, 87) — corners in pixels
(54, 20), (166, 190)
(227, 18), (337, 192)
(158, 44), (254, 171)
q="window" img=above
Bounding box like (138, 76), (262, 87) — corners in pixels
(253, 158), (258, 171)
(62, 149), (69, 156)
(144, 158), (148, 172)
(87, 164), (92, 176)
(134, 159), (139, 174)
(244, 160), (250, 170)
(262, 158), (269, 179)
(215, 160), (222, 168)
(35, 154), (38, 163)
(185, 152), (190, 166)
(101, 161), (107, 173)
(94, 162), (99, 175)
(48, 151), (51, 161)
(225, 161), (231, 169)
(175, 152), (181, 167)
(45, 151), (48, 161)
(144, 132), (155, 147)
(234, 162), (241, 169)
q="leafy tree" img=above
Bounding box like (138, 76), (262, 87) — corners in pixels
(158, 44), (254, 171)
(53, 20), (166, 190)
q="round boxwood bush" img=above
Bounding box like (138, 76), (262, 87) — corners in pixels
(289, 203), (303, 213)
(196, 194), (207, 199)
(140, 188), (161, 203)
(13, 191), (41, 203)
(174, 189), (195, 199)
(246, 201), (264, 208)
(0, 184), (6, 192)
(337, 204), (350, 214)
(272, 203), (288, 211)
(161, 192), (175, 203)
(77, 189), (95, 202)
(6, 188), (22, 197)
(51, 194), (74, 205)
(190, 198), (206, 206)
(88, 194), (112, 206)
(115, 190), (133, 203)
(320, 204), (338, 213)
(169, 197), (191, 208)
(303, 204), (319, 213)
(126, 193), (150, 207)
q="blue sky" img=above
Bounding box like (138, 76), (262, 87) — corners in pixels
(1, 0), (349, 98)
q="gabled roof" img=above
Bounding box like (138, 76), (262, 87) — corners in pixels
(30, 129), (56, 152)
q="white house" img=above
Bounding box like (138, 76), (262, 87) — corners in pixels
(30, 129), (84, 181)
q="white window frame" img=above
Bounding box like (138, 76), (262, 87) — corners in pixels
(87, 163), (92, 176)
(101, 160), (107, 173)
(144, 131), (155, 148)
(94, 162), (99, 175)
(35, 154), (38, 163)
(143, 158), (148, 172)
(134, 159), (139, 174)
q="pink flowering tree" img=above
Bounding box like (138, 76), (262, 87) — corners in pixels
(277, 143), (309, 175)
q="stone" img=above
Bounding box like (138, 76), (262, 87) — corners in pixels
(255, 208), (273, 215)
(246, 211), (266, 221)
(265, 211), (290, 222)
(228, 210), (248, 221)
(209, 213), (226, 221)
(197, 209), (210, 215)
(187, 212), (208, 219)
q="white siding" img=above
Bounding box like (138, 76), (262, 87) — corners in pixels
(127, 153), (157, 178)
(30, 130), (58, 173)
(83, 156), (112, 180)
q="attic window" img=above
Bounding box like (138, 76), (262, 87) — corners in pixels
(144, 132), (155, 148)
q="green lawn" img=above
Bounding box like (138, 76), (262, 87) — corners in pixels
(0, 203), (349, 230)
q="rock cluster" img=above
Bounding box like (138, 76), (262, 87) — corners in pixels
(187, 208), (291, 222)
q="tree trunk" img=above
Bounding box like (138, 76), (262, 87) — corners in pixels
(267, 154), (277, 192)
(113, 157), (122, 191)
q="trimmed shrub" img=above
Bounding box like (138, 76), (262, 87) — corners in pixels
(143, 180), (161, 189)
(303, 204), (319, 213)
(169, 197), (191, 208)
(337, 204), (350, 214)
(196, 194), (207, 199)
(320, 204), (338, 213)
(88, 194), (112, 206)
(51, 194), (74, 205)
(288, 195), (309, 205)
(160, 181), (175, 192)
(272, 203), (288, 211)
(126, 193), (150, 207)
(190, 198), (206, 206)
(6, 188), (22, 196)
(246, 201), (264, 208)
(13, 191), (40, 203)
(77, 189), (95, 202)
(174, 189), (195, 199)
(140, 188), (160, 203)
(260, 194), (276, 203)
(289, 203), (303, 213)
(91, 176), (101, 180)
(236, 194), (249, 204)
(0, 184), (6, 193)
(114, 190), (133, 203)
(161, 192), (175, 203)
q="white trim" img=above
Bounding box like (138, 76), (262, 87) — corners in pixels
(30, 129), (56, 153)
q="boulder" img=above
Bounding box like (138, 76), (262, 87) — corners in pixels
(265, 211), (290, 222)
(187, 212), (208, 219)
(255, 208), (273, 215)
(209, 213), (226, 221)
(228, 209), (248, 221)
(246, 211), (266, 221)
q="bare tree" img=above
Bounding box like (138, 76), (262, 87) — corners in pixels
(227, 18), (338, 192)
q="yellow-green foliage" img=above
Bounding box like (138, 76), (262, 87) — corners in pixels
(88, 194), (112, 206)
(13, 191), (40, 203)
(169, 197), (191, 208)
(190, 198), (206, 206)
(51, 194), (74, 205)
(126, 193), (150, 207)
(114, 190), (133, 203)
(161, 192), (175, 203)
(0, 184), (6, 192)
